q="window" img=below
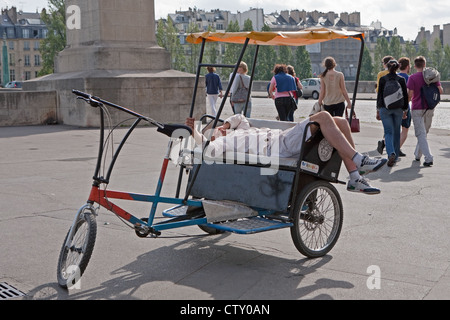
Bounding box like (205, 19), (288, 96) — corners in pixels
(24, 55), (30, 66)
(34, 55), (40, 66)
(24, 41), (30, 51)
(34, 41), (40, 50)
(7, 28), (14, 38)
(10, 69), (15, 81)
(25, 71), (31, 80)
(9, 53), (15, 66)
(9, 41), (14, 50)
(23, 28), (30, 38)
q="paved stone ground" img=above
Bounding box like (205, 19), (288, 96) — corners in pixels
(1, 96), (449, 302)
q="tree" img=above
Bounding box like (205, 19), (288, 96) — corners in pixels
(417, 39), (429, 59)
(442, 45), (450, 80)
(278, 46), (293, 65)
(293, 46), (312, 80)
(156, 17), (186, 71)
(373, 37), (389, 76)
(204, 25), (219, 75)
(242, 19), (256, 74)
(185, 22), (201, 74)
(39, 0), (66, 76)
(222, 20), (241, 79)
(255, 24), (277, 81)
(430, 37), (444, 70)
(360, 44), (374, 81)
(404, 41), (417, 61)
(389, 36), (402, 60)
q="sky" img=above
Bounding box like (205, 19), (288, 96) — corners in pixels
(7, 0), (450, 41)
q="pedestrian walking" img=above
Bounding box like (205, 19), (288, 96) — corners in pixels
(205, 67), (223, 116)
(397, 57), (412, 157)
(407, 56), (443, 166)
(317, 57), (352, 117)
(376, 55), (395, 154)
(229, 62), (252, 118)
(268, 64), (297, 121)
(376, 59), (409, 167)
(287, 65), (303, 121)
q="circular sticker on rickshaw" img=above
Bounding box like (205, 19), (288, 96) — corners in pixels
(318, 138), (333, 162)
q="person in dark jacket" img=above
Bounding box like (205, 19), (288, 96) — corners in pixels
(205, 67), (223, 116)
(376, 60), (409, 167)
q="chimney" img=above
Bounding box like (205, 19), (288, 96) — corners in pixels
(7, 6), (18, 24)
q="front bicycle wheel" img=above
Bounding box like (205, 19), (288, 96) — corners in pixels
(290, 180), (343, 258)
(57, 211), (97, 289)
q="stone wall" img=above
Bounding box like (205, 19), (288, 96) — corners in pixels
(23, 70), (205, 127)
(0, 90), (57, 126)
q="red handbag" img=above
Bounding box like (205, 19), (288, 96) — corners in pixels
(346, 109), (360, 133)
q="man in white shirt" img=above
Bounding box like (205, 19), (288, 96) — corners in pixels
(186, 111), (387, 194)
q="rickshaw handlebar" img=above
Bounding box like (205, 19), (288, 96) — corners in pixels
(72, 89), (192, 137)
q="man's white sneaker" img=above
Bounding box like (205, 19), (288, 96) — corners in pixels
(358, 156), (387, 175)
(347, 177), (381, 195)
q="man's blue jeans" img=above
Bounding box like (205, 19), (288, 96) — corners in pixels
(379, 107), (403, 159)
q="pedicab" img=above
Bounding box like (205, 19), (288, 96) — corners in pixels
(57, 28), (365, 288)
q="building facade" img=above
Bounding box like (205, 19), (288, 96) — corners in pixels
(0, 7), (47, 85)
(415, 24), (450, 49)
(165, 8), (402, 80)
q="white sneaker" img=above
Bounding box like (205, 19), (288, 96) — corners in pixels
(358, 156), (387, 175)
(347, 177), (381, 195)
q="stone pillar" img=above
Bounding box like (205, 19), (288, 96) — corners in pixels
(25, 0), (204, 127)
(57, 0), (170, 73)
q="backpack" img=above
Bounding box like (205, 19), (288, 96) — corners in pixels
(231, 75), (249, 103)
(421, 67), (441, 110)
(383, 76), (404, 109)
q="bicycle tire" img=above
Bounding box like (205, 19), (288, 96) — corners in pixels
(57, 212), (97, 289)
(290, 180), (343, 258)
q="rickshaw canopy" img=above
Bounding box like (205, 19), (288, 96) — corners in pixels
(186, 27), (364, 46)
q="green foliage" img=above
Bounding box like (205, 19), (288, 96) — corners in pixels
(156, 17), (187, 71)
(255, 24), (277, 80)
(292, 46), (312, 80)
(360, 44), (374, 81)
(389, 36), (402, 60)
(222, 21), (241, 79)
(374, 37), (389, 75)
(38, 0), (66, 76)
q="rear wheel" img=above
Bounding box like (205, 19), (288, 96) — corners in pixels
(57, 211), (97, 288)
(290, 180), (343, 258)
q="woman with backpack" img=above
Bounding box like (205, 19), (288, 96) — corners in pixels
(376, 60), (409, 167)
(230, 61), (252, 118)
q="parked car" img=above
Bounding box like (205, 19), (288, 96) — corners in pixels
(5, 81), (22, 88)
(300, 78), (321, 100)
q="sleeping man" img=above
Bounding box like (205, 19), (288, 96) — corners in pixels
(185, 111), (387, 194)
